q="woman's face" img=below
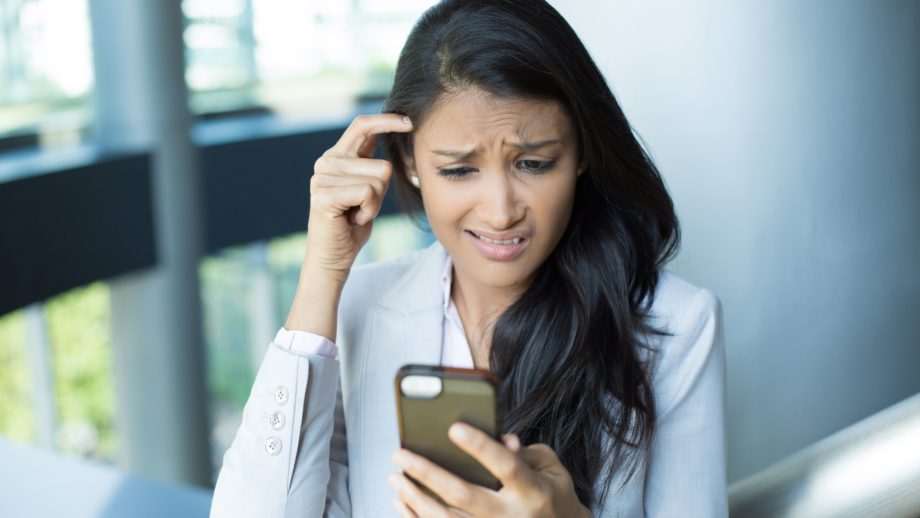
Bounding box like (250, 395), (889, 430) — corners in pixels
(407, 90), (583, 290)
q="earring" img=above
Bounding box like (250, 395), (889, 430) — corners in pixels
(410, 175), (420, 187)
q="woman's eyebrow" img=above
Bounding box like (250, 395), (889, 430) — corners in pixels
(432, 147), (483, 161)
(432, 139), (561, 160)
(505, 139), (561, 152)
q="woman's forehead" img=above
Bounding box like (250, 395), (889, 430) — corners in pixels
(415, 90), (574, 150)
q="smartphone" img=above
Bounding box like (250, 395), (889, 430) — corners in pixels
(394, 364), (502, 500)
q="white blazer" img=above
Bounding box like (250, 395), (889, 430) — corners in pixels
(211, 241), (728, 518)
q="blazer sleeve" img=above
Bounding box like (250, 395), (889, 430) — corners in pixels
(643, 288), (728, 517)
(211, 338), (349, 518)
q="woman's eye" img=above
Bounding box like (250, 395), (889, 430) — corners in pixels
(437, 167), (476, 179)
(517, 160), (555, 173)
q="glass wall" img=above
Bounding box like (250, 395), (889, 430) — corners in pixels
(0, 310), (33, 442)
(0, 282), (117, 462)
(0, 0), (113, 464)
(0, 0), (438, 147)
(1, 0), (439, 481)
(0, 0), (94, 148)
(182, 0), (437, 116)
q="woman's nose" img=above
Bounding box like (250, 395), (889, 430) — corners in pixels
(475, 169), (525, 229)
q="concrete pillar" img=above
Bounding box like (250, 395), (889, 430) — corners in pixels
(88, 0), (211, 486)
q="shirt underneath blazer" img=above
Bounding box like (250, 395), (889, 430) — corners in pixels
(210, 241), (728, 518)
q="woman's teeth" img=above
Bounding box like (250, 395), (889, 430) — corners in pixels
(472, 232), (521, 245)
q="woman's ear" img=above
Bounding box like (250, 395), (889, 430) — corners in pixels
(576, 156), (587, 177)
(399, 144), (420, 187)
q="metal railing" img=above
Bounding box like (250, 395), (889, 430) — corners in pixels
(729, 392), (920, 518)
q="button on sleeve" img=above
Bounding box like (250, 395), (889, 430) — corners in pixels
(264, 436), (282, 456)
(269, 411), (285, 431)
(273, 385), (289, 406)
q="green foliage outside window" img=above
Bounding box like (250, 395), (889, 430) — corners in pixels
(201, 254), (258, 410)
(0, 310), (36, 444)
(44, 282), (117, 461)
(0, 283), (116, 462)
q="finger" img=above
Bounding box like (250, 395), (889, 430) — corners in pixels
(393, 498), (419, 518)
(502, 434), (521, 454)
(392, 449), (502, 517)
(312, 181), (383, 226)
(389, 472), (454, 518)
(519, 443), (563, 472)
(357, 132), (379, 160)
(449, 423), (535, 490)
(331, 114), (412, 158)
(312, 172), (388, 206)
(313, 169), (391, 220)
(314, 155), (394, 181)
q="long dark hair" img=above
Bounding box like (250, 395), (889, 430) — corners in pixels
(382, 0), (680, 507)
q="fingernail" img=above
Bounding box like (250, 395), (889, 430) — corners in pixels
(389, 473), (405, 491)
(403, 116), (411, 125)
(450, 422), (471, 442)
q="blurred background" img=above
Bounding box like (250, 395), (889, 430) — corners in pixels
(0, 0), (918, 516)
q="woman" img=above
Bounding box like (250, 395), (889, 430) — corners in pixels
(211, 0), (726, 517)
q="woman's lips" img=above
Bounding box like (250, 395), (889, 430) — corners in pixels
(465, 230), (530, 260)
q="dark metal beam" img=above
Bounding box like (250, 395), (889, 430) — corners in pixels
(0, 153), (155, 315)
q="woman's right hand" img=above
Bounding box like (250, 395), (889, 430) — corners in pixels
(304, 114), (413, 276)
(285, 114), (413, 340)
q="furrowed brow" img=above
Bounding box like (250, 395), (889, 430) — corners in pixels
(505, 139), (561, 152)
(432, 147), (483, 161)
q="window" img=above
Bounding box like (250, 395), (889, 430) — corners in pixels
(0, 0), (94, 149)
(0, 282), (117, 462)
(182, 0), (437, 116)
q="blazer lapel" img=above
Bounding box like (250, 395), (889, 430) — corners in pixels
(358, 243), (447, 516)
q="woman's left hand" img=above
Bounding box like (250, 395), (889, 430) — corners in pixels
(389, 422), (594, 518)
